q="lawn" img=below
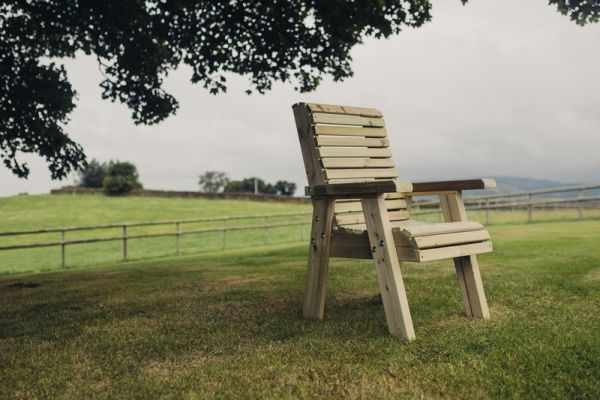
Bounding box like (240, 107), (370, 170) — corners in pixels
(1, 219), (599, 398)
(0, 194), (310, 274)
(2, 194), (598, 275)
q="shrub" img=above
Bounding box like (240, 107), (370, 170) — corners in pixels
(198, 171), (230, 193)
(224, 177), (277, 194)
(102, 161), (142, 195)
(274, 180), (296, 196)
(78, 159), (107, 188)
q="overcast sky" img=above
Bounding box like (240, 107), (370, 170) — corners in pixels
(2, 0), (599, 197)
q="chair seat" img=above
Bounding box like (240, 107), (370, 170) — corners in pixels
(392, 219), (485, 238)
(335, 219), (492, 262)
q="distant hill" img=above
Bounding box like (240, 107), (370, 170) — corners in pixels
(488, 177), (571, 194)
(465, 176), (599, 198)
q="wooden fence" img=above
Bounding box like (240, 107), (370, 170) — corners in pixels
(412, 184), (600, 223)
(0, 212), (311, 268)
(2, 184), (599, 269)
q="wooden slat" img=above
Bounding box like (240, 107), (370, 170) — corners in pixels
(388, 210), (410, 221)
(307, 103), (383, 118)
(330, 229), (372, 259)
(334, 199), (406, 215)
(417, 241), (492, 262)
(412, 230), (491, 249)
(337, 223), (367, 232)
(319, 147), (392, 158)
(394, 221), (484, 237)
(336, 210), (408, 226)
(324, 167), (399, 180)
(314, 125), (387, 137)
(335, 201), (362, 213)
(312, 113), (385, 127)
(327, 178), (377, 185)
(385, 199), (408, 210)
(385, 192), (405, 200)
(316, 137), (389, 148)
(335, 213), (365, 226)
(322, 158), (396, 169)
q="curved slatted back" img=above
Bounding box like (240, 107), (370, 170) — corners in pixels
(292, 102), (409, 229)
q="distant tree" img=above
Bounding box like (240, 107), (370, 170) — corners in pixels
(274, 181), (297, 196)
(275, 181), (297, 196)
(77, 159), (108, 188)
(198, 171), (230, 193)
(102, 161), (142, 195)
(225, 177), (277, 195)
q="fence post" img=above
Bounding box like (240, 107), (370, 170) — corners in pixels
(122, 225), (128, 261)
(222, 218), (227, 250)
(264, 216), (269, 245)
(527, 193), (533, 222)
(577, 189), (583, 220)
(61, 230), (66, 268)
(485, 199), (490, 225)
(176, 222), (181, 256)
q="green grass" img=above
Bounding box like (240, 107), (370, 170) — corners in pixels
(0, 194), (310, 274)
(1, 219), (599, 398)
(2, 194), (598, 275)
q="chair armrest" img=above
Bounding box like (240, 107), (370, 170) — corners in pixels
(405, 179), (496, 196)
(306, 179), (413, 198)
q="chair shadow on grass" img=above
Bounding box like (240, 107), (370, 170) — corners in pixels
(1, 264), (473, 366)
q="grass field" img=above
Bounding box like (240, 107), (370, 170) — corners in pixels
(1, 215), (600, 398)
(0, 194), (310, 274)
(2, 194), (599, 275)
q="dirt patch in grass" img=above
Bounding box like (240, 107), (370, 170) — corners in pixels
(582, 268), (600, 283)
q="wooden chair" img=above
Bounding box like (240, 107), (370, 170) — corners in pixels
(293, 102), (496, 341)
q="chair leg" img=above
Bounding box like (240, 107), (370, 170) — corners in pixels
(439, 193), (490, 319)
(362, 195), (416, 341)
(303, 198), (335, 319)
(454, 255), (490, 318)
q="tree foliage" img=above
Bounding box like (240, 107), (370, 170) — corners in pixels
(224, 177), (297, 196)
(102, 161), (142, 195)
(225, 177), (276, 195)
(274, 180), (297, 196)
(1, 1), (597, 178)
(198, 171), (230, 193)
(549, 0), (600, 25)
(77, 158), (108, 188)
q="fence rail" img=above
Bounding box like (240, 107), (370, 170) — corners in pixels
(1, 184), (599, 270)
(412, 184), (600, 223)
(0, 212), (312, 268)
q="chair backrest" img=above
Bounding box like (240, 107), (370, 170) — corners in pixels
(292, 102), (409, 230)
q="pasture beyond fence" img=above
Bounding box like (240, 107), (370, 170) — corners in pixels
(1, 184), (599, 271)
